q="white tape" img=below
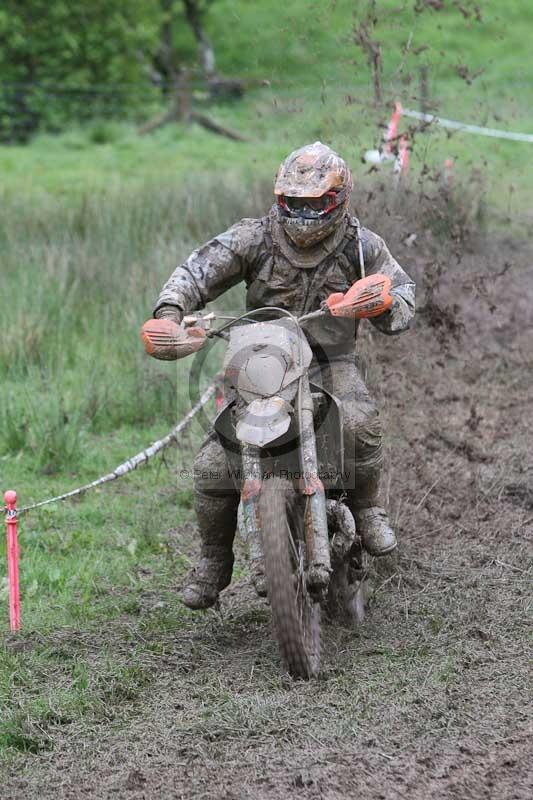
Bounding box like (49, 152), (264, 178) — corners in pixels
(402, 108), (533, 143)
(13, 383), (215, 515)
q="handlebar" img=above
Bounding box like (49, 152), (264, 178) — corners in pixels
(183, 306), (328, 339)
(143, 306), (328, 361)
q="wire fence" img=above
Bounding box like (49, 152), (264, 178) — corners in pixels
(0, 78), (211, 141)
(3, 383), (215, 517)
(3, 77), (532, 143)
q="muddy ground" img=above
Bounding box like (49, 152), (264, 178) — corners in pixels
(2, 194), (532, 798)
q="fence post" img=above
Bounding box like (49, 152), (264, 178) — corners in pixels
(383, 101), (402, 157)
(4, 490), (21, 632)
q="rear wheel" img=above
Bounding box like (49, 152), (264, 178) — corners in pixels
(259, 476), (320, 679)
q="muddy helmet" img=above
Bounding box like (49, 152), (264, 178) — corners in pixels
(274, 142), (353, 249)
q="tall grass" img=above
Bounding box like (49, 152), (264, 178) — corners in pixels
(0, 177), (272, 472)
(0, 169), (486, 473)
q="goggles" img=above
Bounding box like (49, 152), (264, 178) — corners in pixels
(277, 190), (341, 219)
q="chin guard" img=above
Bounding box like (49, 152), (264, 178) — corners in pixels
(141, 318), (206, 361)
(326, 273), (393, 319)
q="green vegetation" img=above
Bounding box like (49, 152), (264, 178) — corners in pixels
(0, 178), (263, 470)
(0, 1), (160, 141)
(0, 179), (253, 756)
(1, 0), (532, 205)
(0, 0), (531, 768)
(0, 425), (199, 754)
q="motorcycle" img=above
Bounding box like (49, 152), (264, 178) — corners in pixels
(141, 274), (393, 679)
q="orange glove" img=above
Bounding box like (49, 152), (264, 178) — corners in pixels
(326, 273), (393, 319)
(140, 318), (206, 361)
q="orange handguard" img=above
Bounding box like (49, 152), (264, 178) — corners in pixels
(326, 273), (393, 319)
(140, 318), (206, 361)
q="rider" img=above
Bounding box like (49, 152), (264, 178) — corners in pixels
(151, 142), (415, 610)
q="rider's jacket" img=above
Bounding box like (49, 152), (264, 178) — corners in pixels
(154, 209), (415, 354)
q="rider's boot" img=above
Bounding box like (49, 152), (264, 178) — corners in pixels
(181, 491), (238, 610)
(348, 466), (397, 557)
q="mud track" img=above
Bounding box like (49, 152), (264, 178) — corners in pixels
(3, 206), (532, 799)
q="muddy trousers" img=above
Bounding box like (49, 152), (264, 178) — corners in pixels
(192, 354), (384, 569)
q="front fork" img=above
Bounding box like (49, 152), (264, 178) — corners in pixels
(238, 375), (331, 593)
(240, 444), (263, 570)
(298, 375), (331, 592)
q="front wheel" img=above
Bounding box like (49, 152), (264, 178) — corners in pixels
(259, 476), (320, 679)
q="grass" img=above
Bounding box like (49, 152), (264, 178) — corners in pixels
(0, 176), (255, 758)
(3, 84), (532, 208)
(0, 1), (532, 209)
(0, 177), (266, 472)
(0, 0), (531, 781)
(0, 421), (198, 756)
(208, 0), (531, 92)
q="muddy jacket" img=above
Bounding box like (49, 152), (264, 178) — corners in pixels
(154, 209), (415, 353)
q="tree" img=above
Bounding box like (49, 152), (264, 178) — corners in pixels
(0, 0), (160, 141)
(153, 1), (245, 100)
(0, 0), (244, 142)
(182, 0), (216, 80)
(141, 0), (246, 140)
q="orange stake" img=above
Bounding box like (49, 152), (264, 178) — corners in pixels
(383, 101), (402, 156)
(4, 490), (20, 631)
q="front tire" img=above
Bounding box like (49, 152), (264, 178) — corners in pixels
(259, 476), (320, 679)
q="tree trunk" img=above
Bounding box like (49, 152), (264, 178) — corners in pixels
(182, 0), (216, 79)
(161, 0), (180, 82)
(174, 68), (192, 121)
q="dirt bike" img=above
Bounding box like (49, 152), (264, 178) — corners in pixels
(142, 275), (393, 679)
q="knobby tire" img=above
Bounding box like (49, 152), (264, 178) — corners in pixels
(259, 476), (320, 679)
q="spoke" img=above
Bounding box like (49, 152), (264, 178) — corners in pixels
(288, 521), (300, 567)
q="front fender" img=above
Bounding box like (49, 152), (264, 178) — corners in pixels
(235, 396), (292, 447)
